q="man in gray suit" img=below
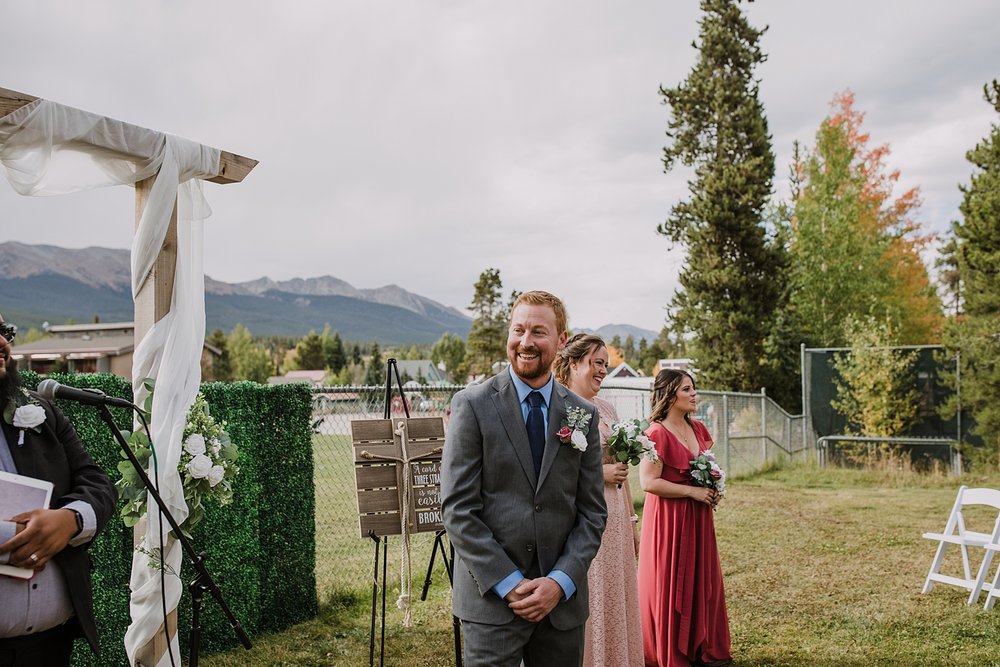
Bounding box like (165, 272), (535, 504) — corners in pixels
(441, 290), (607, 667)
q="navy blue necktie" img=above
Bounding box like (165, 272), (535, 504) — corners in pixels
(526, 391), (545, 477)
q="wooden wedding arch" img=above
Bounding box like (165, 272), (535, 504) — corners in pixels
(1, 85), (257, 667)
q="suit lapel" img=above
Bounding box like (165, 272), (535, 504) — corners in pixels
(537, 382), (567, 488)
(491, 372), (538, 488)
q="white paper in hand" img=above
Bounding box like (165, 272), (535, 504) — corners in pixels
(0, 470), (54, 579)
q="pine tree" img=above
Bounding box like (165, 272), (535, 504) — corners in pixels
(364, 342), (384, 386)
(206, 328), (232, 382)
(658, 0), (785, 392)
(942, 80), (1000, 459)
(322, 327), (347, 374)
(464, 268), (509, 377)
(291, 331), (326, 370)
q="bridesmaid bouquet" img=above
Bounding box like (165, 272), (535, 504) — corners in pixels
(607, 418), (659, 466)
(689, 451), (726, 509)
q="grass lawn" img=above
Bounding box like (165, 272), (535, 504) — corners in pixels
(202, 465), (1000, 667)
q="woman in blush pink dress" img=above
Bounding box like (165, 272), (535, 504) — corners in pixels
(638, 369), (731, 667)
(555, 333), (643, 667)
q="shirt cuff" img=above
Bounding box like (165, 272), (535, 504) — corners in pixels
(493, 570), (525, 600)
(63, 500), (97, 547)
(547, 569), (575, 600)
(0, 520), (16, 563)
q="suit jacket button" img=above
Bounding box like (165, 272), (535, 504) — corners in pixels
(526, 543), (534, 552)
(534, 504), (542, 513)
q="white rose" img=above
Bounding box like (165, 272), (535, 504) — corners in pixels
(184, 434), (207, 456)
(13, 404), (46, 429)
(186, 454), (213, 479)
(207, 465), (226, 487)
(571, 429), (588, 452)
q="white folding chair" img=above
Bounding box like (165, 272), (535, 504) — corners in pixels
(981, 540), (1000, 609)
(921, 485), (1000, 605)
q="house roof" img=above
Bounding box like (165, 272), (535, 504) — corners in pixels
(394, 360), (444, 382)
(268, 369), (327, 386)
(11, 329), (220, 360)
(607, 362), (640, 378)
(47, 322), (135, 334)
(10, 334), (135, 359)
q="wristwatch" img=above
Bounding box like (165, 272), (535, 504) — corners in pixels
(68, 508), (84, 537)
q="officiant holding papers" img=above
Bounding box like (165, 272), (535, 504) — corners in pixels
(0, 313), (117, 667)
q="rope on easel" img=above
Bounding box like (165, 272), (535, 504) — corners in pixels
(393, 419), (413, 627)
(358, 432), (444, 629)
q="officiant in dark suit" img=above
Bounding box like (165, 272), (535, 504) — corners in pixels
(441, 291), (607, 667)
(0, 314), (117, 667)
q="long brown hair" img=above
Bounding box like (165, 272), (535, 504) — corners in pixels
(649, 368), (695, 424)
(553, 333), (605, 387)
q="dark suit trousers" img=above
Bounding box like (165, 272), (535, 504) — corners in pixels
(0, 621), (75, 667)
(462, 614), (584, 667)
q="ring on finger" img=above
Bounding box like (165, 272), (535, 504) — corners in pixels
(29, 553), (38, 563)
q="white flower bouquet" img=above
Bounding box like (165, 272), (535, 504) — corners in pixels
(607, 418), (659, 466)
(689, 450), (726, 510)
(118, 392), (239, 536)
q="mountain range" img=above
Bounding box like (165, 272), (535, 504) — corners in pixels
(0, 242), (660, 344)
(0, 242), (470, 344)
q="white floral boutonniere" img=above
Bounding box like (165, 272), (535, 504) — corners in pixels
(557, 405), (591, 452)
(3, 387), (45, 446)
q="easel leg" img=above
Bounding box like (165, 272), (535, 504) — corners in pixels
(368, 530), (380, 667)
(421, 530), (443, 601)
(451, 540), (462, 667)
(380, 535), (388, 667)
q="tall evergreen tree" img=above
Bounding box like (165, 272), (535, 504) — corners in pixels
(463, 268), (509, 377)
(322, 327), (347, 374)
(364, 342), (384, 386)
(942, 80), (1000, 459)
(291, 330), (326, 370)
(658, 0), (784, 393)
(205, 328), (232, 382)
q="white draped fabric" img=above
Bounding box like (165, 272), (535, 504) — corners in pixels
(0, 98), (220, 667)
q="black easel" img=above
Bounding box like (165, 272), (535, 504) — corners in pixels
(420, 529), (462, 666)
(94, 404), (251, 666)
(365, 358), (462, 667)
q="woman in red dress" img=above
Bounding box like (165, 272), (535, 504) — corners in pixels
(638, 369), (731, 667)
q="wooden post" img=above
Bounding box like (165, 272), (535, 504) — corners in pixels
(132, 177), (179, 667)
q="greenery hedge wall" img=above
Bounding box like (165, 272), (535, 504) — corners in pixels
(18, 371), (317, 666)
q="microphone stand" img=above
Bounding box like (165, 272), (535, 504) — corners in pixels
(94, 404), (252, 666)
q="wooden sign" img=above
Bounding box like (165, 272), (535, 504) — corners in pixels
(352, 417), (445, 538)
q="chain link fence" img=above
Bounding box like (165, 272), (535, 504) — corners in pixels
(311, 382), (813, 599)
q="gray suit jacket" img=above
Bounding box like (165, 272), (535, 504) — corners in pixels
(440, 370), (607, 630)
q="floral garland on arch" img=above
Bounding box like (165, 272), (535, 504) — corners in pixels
(117, 391), (239, 538)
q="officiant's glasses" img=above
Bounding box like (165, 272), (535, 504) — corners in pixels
(0, 323), (16, 343)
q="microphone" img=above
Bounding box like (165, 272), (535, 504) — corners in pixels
(36, 379), (136, 410)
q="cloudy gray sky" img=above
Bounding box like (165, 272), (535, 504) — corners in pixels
(2, 1), (998, 332)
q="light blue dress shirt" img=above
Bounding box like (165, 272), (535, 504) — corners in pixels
(492, 368), (576, 603)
